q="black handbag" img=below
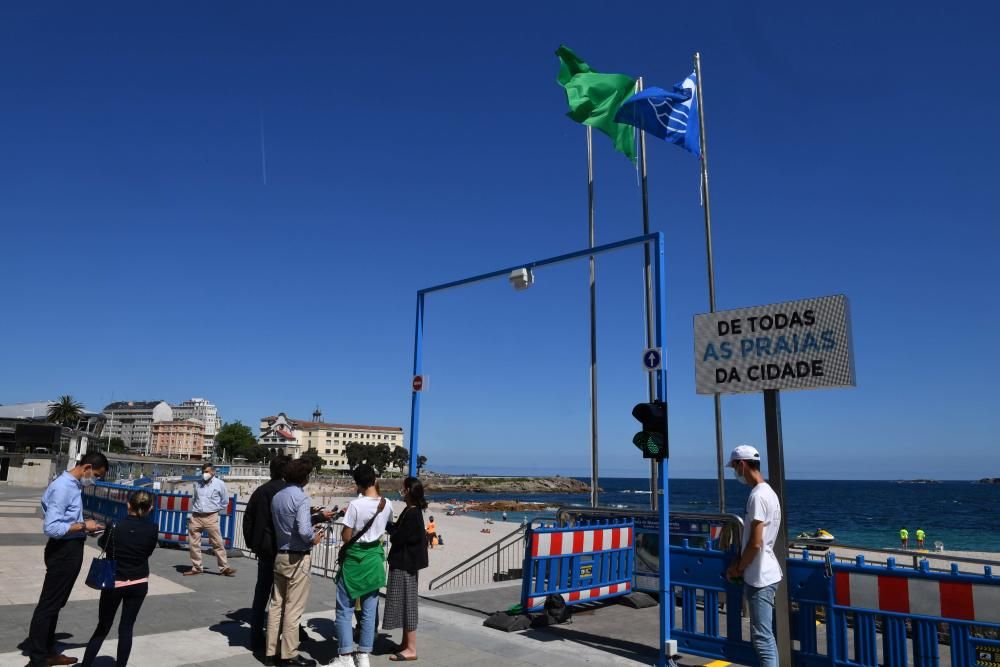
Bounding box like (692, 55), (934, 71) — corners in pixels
(85, 524), (117, 590)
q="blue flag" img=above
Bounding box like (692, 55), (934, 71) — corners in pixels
(614, 72), (700, 157)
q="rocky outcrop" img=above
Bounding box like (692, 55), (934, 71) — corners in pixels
(425, 476), (591, 494)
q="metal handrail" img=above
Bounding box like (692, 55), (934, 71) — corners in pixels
(796, 541), (1000, 572)
(428, 523), (528, 591)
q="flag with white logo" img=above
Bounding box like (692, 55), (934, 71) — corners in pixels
(614, 72), (700, 157)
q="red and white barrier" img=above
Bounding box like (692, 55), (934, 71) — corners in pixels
(834, 572), (1000, 623)
(527, 581), (631, 610)
(531, 525), (633, 558)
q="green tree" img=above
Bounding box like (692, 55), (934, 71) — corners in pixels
(107, 437), (126, 453)
(215, 421), (258, 461)
(417, 455), (427, 472)
(390, 447), (409, 475)
(371, 443), (392, 475)
(345, 441), (366, 470)
(48, 395), (84, 426)
(299, 447), (324, 472)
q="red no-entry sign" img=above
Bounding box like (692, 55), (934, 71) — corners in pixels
(412, 375), (424, 392)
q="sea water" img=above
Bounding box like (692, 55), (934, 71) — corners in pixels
(428, 478), (1000, 552)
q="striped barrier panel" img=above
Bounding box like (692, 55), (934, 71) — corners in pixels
(520, 519), (634, 612)
(789, 552), (1000, 667)
(83, 481), (237, 550)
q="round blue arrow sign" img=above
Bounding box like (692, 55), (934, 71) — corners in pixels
(643, 348), (662, 371)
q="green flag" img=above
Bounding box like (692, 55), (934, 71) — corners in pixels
(555, 45), (637, 162)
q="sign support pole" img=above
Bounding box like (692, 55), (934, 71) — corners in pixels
(693, 52), (727, 515)
(763, 388), (793, 667)
(408, 292), (425, 476)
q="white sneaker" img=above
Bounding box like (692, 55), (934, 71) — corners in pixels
(354, 653), (370, 667)
(327, 655), (354, 667)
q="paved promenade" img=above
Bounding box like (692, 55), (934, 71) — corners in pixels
(0, 485), (730, 667)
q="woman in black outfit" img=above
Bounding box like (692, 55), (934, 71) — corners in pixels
(82, 490), (158, 667)
(382, 477), (429, 662)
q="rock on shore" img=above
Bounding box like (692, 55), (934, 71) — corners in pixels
(424, 475), (591, 494)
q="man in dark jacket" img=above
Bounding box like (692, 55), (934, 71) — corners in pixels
(243, 455), (291, 653)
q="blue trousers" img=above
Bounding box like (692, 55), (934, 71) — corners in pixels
(747, 582), (778, 667)
(335, 577), (379, 655)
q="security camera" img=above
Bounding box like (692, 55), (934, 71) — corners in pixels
(509, 268), (534, 291)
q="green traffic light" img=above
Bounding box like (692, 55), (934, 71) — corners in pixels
(633, 432), (663, 456)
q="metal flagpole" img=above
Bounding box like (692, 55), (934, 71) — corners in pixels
(637, 76), (657, 511)
(694, 53), (726, 514)
(587, 126), (600, 508)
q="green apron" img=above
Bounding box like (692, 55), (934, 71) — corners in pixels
(339, 539), (386, 599)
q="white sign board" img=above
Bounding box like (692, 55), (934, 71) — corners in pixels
(693, 294), (855, 395)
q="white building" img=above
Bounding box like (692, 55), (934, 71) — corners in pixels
(172, 398), (222, 460)
(102, 401), (173, 453)
(258, 410), (404, 470)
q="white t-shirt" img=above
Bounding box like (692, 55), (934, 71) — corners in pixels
(343, 496), (392, 544)
(741, 482), (783, 587)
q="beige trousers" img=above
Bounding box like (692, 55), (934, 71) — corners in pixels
(188, 512), (229, 570)
(266, 552), (312, 659)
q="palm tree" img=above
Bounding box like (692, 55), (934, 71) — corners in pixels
(47, 395), (84, 427)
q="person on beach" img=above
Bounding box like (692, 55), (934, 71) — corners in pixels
(243, 454), (291, 653)
(264, 459), (325, 667)
(330, 464), (392, 667)
(26, 451), (109, 667)
(915, 527), (925, 549)
(425, 516), (437, 549)
(900, 527), (909, 549)
(383, 476), (429, 662)
(81, 491), (158, 667)
(185, 463), (236, 576)
(725, 445), (782, 667)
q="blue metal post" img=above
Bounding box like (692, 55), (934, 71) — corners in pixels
(408, 292), (424, 476)
(652, 232), (673, 666)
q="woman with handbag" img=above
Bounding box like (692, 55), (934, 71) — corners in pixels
(382, 476), (429, 662)
(329, 464), (392, 667)
(81, 490), (158, 667)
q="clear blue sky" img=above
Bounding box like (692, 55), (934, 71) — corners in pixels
(3, 2), (998, 479)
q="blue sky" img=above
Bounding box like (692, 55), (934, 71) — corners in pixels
(2, 2), (998, 479)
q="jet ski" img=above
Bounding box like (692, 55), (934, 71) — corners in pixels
(795, 529), (835, 543)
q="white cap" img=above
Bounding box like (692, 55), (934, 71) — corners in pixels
(728, 445), (761, 465)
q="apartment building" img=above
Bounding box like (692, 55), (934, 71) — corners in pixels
(150, 419), (206, 459)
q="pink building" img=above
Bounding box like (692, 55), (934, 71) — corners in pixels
(150, 419), (205, 459)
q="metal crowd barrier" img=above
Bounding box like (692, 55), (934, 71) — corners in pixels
(83, 481), (238, 549)
(790, 550), (1000, 666)
(520, 518), (634, 612)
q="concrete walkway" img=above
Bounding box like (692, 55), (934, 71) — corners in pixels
(0, 485), (730, 667)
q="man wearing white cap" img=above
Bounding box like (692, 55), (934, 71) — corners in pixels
(725, 445), (782, 667)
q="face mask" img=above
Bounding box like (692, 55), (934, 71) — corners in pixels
(202, 472), (212, 482)
(81, 471), (96, 487)
(732, 463), (748, 486)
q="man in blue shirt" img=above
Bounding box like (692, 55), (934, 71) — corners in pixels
(184, 463), (236, 576)
(264, 459), (323, 667)
(26, 451), (109, 667)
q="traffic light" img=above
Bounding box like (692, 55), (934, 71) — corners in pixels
(632, 400), (668, 460)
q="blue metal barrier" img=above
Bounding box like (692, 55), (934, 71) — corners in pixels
(654, 538), (1000, 667)
(789, 550), (1000, 667)
(520, 518), (634, 612)
(669, 539), (758, 664)
(83, 481), (237, 549)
